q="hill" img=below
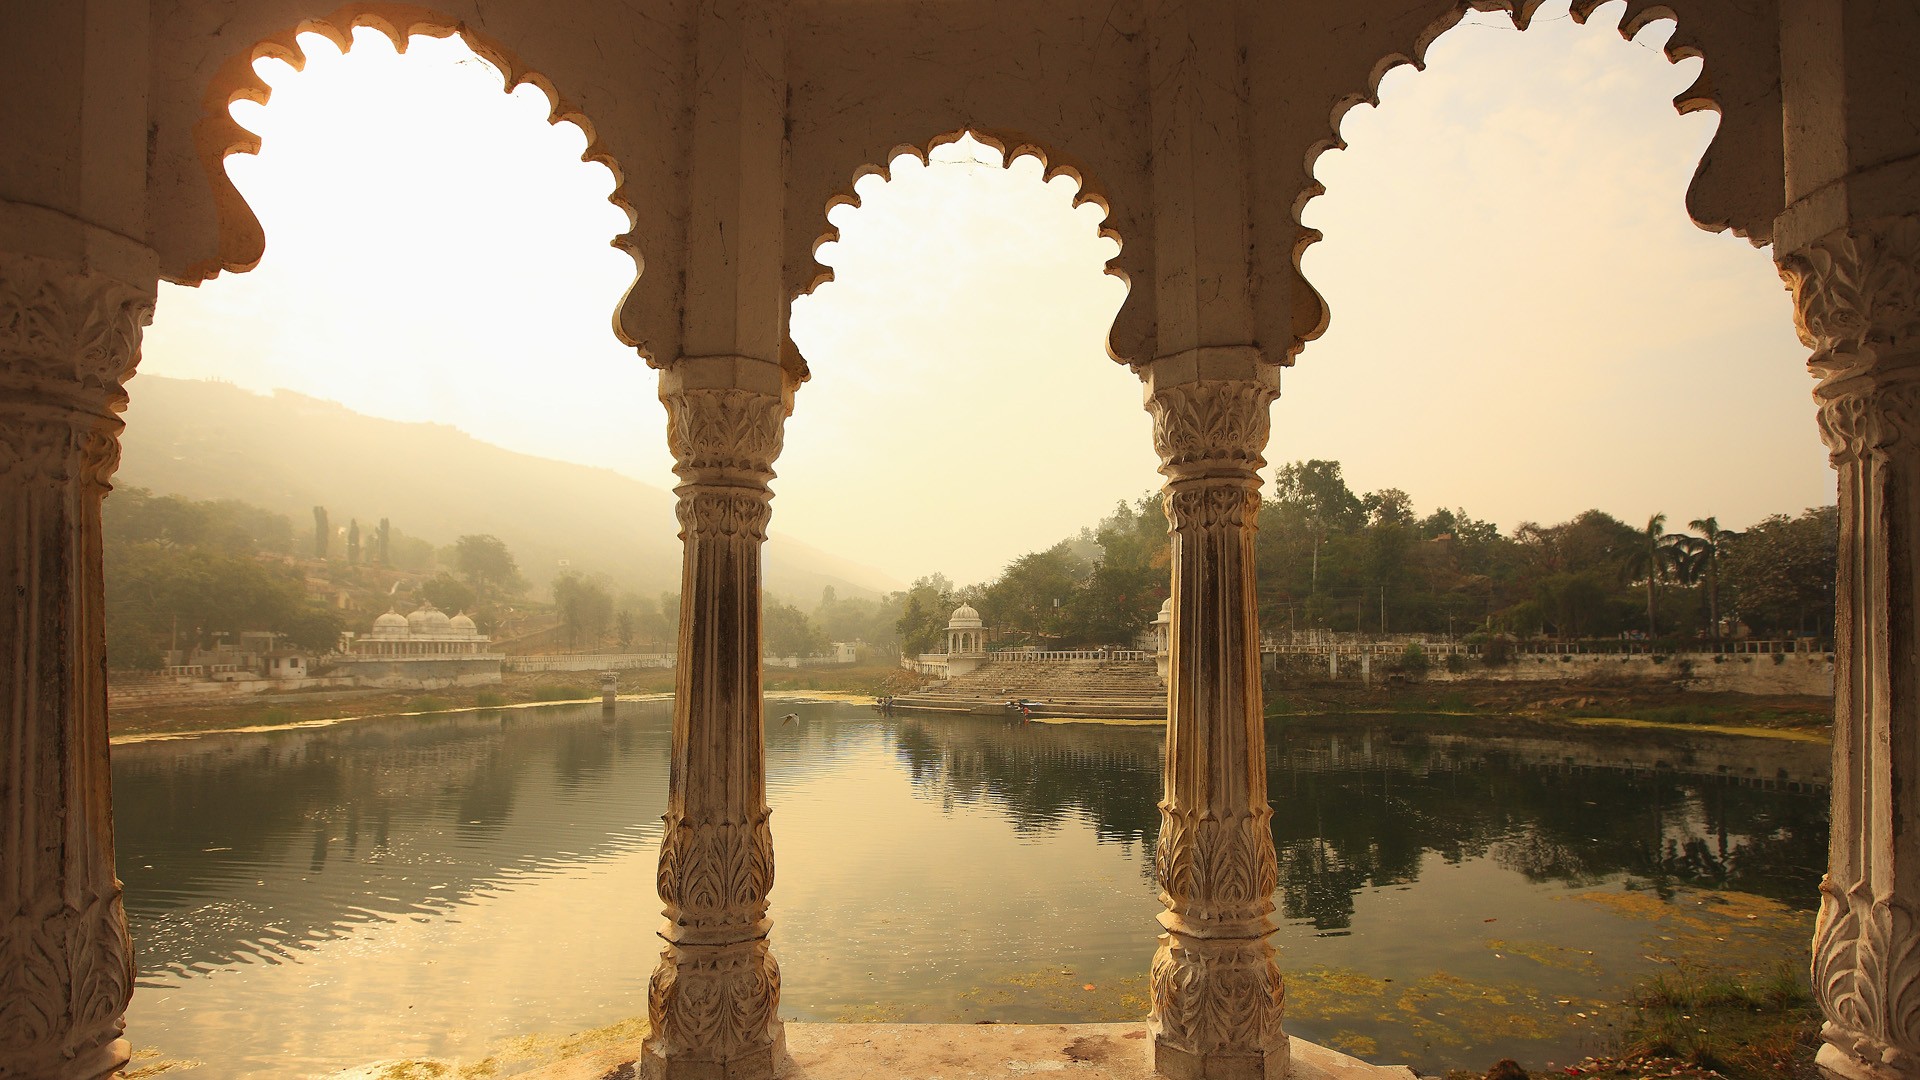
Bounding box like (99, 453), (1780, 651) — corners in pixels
(115, 376), (899, 603)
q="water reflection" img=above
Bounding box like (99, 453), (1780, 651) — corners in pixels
(113, 703), (1827, 1076)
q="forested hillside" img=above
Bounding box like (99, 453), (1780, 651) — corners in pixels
(116, 376), (896, 605)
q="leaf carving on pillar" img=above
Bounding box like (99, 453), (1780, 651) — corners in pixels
(655, 813), (775, 932)
(1811, 877), (1920, 1064)
(0, 256), (153, 491)
(0, 892), (134, 1067)
(0, 254), (154, 402)
(663, 387), (787, 481)
(1779, 215), (1920, 464)
(646, 939), (781, 1062)
(1150, 933), (1286, 1058)
(1781, 215), (1920, 372)
(1155, 808), (1279, 923)
(1145, 379), (1277, 480)
(1164, 485), (1262, 532)
(674, 490), (775, 542)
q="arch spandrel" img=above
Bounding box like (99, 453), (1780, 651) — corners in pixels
(784, 0), (1156, 364)
(1248, 0), (1785, 362)
(146, 0), (695, 363)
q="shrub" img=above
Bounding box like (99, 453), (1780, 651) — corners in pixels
(475, 690), (506, 708)
(1400, 644), (1430, 675)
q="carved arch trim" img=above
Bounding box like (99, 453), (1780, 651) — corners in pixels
(797, 128), (1134, 366)
(184, 3), (643, 310)
(1286, 0), (1777, 361)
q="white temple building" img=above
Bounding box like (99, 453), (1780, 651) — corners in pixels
(334, 602), (503, 687)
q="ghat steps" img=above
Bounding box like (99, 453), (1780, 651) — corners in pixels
(893, 659), (1168, 721)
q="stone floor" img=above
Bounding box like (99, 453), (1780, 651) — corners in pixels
(520, 1023), (1421, 1080)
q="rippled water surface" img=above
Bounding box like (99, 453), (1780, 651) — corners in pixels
(114, 701), (1829, 1076)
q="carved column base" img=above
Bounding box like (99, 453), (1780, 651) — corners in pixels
(1150, 924), (1289, 1080)
(643, 938), (785, 1080)
(1819, 1030), (1920, 1080)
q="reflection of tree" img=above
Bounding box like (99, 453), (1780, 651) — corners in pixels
(113, 703), (679, 977)
(889, 716), (1828, 933)
(890, 717), (1163, 844)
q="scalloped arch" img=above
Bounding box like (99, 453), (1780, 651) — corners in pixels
(797, 128), (1133, 365)
(1289, 0), (1733, 359)
(186, 3), (640, 289)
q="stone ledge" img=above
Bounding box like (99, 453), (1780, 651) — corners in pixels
(518, 1023), (1419, 1080)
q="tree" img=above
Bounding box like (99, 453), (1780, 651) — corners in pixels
(552, 573), (614, 649)
(894, 575), (956, 655)
(346, 518), (361, 564)
(454, 534), (525, 604)
(1627, 513), (1669, 637)
(616, 609), (635, 649)
(764, 597), (828, 658)
(375, 517), (392, 566)
(1722, 508), (1837, 637)
(1688, 516), (1738, 638)
(313, 506), (329, 559)
(421, 573), (477, 614)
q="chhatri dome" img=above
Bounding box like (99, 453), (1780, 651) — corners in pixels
(449, 613), (477, 633)
(947, 604), (982, 630)
(372, 609), (409, 639)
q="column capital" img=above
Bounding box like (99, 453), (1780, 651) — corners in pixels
(1142, 368), (1279, 480)
(1777, 215), (1920, 465)
(0, 252), (155, 492)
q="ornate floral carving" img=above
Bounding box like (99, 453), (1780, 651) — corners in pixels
(1156, 807), (1279, 924)
(1779, 216), (1920, 465)
(645, 938), (781, 1072)
(655, 813), (775, 933)
(0, 254), (153, 405)
(1146, 380), (1277, 480)
(674, 490), (775, 542)
(1781, 216), (1920, 372)
(1150, 932), (1287, 1064)
(0, 891), (134, 1073)
(663, 388), (787, 482)
(1164, 484), (1261, 532)
(1812, 877), (1920, 1070)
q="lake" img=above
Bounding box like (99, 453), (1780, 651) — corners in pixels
(112, 699), (1829, 1076)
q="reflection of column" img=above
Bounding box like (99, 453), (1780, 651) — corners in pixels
(0, 252), (152, 1080)
(1781, 215), (1920, 1080)
(643, 359), (792, 1080)
(1143, 357), (1287, 1080)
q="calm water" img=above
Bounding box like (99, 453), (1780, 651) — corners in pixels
(113, 702), (1829, 1077)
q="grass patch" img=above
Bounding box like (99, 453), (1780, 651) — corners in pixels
(407, 695), (450, 713)
(1613, 962), (1818, 1079)
(474, 691), (506, 708)
(529, 685), (589, 702)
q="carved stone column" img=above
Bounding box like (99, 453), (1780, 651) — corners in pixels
(642, 358), (792, 1080)
(0, 252), (152, 1079)
(1780, 215), (1920, 1080)
(1143, 352), (1287, 1080)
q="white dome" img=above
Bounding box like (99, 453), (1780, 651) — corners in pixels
(1158, 598), (1173, 618)
(947, 604), (983, 630)
(408, 603), (454, 634)
(449, 613), (477, 633)
(372, 610), (409, 639)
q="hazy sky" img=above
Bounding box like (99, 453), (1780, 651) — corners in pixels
(138, 3), (1833, 588)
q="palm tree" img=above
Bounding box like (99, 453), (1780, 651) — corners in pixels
(1689, 516), (1739, 639)
(1628, 512), (1669, 638)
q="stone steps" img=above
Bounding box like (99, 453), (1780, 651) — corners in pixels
(893, 659), (1167, 721)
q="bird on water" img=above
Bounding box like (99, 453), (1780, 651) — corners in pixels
(778, 713), (799, 725)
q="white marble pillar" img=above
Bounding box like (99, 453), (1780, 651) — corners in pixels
(1143, 354), (1288, 1080)
(1782, 215), (1920, 1080)
(0, 251), (152, 1080)
(642, 357), (793, 1080)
